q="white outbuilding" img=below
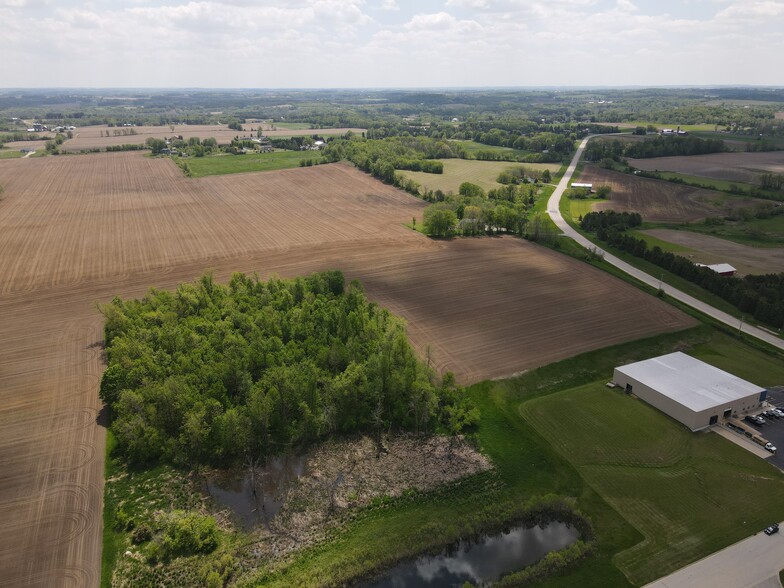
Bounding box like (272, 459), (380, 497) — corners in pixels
(613, 352), (767, 431)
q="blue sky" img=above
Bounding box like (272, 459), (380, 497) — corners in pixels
(1, 0), (782, 87)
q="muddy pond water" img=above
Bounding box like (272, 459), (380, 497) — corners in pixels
(360, 521), (579, 587)
(202, 454), (307, 529)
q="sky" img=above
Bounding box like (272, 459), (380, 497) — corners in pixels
(1, 0), (783, 88)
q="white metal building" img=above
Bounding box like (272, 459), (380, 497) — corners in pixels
(613, 352), (767, 431)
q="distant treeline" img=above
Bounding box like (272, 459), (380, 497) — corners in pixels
(100, 271), (478, 467)
(581, 211), (784, 329)
(585, 136), (726, 161)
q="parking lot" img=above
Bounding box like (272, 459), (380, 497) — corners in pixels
(738, 386), (784, 470)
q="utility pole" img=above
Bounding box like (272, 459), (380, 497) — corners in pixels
(739, 315), (744, 334)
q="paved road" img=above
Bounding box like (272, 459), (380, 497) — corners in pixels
(643, 526), (784, 588)
(547, 136), (784, 352)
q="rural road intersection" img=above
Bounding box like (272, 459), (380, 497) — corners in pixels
(548, 138), (784, 587)
(547, 136), (784, 353)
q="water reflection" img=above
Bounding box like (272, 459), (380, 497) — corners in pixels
(202, 454), (307, 529)
(363, 522), (579, 587)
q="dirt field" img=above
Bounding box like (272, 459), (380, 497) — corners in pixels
(579, 165), (759, 222)
(627, 151), (784, 184)
(641, 228), (784, 275)
(0, 155), (420, 293)
(59, 125), (365, 152)
(0, 152), (694, 587)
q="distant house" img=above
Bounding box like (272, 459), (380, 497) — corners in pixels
(661, 128), (688, 136)
(696, 263), (736, 277)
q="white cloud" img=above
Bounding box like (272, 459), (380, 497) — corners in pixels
(0, 0), (781, 86)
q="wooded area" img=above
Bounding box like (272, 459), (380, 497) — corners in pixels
(99, 271), (477, 467)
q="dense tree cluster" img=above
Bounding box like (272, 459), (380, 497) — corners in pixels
(422, 181), (541, 238)
(759, 173), (784, 191)
(99, 271), (477, 467)
(580, 211), (641, 232)
(582, 216), (784, 329)
(585, 136), (726, 161)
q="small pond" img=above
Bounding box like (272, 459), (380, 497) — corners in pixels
(202, 454), (307, 529)
(361, 521), (579, 587)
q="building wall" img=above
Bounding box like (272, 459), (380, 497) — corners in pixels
(612, 368), (762, 431)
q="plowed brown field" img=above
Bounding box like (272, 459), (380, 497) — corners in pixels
(0, 152), (694, 587)
(580, 165), (759, 222)
(626, 151), (784, 184)
(59, 125), (365, 152)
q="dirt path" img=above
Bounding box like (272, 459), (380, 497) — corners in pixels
(642, 229), (784, 275)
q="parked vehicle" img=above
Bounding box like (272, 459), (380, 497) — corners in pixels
(773, 408), (784, 418)
(764, 523), (779, 535)
(765, 443), (777, 453)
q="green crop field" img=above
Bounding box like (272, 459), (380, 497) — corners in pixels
(521, 339), (784, 586)
(398, 159), (560, 195)
(175, 150), (315, 177)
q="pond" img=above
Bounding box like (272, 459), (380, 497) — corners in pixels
(202, 454), (307, 529)
(361, 521), (579, 587)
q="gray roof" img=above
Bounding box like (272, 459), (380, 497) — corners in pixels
(616, 352), (764, 412)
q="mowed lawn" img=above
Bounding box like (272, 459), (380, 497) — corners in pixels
(521, 375), (784, 586)
(398, 159), (561, 194)
(177, 150), (315, 177)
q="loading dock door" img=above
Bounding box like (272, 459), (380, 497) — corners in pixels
(723, 409), (732, 419)
(709, 415), (718, 425)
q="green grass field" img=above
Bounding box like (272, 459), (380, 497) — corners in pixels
(569, 198), (606, 219)
(176, 150), (316, 177)
(628, 230), (695, 254)
(521, 367), (784, 585)
(398, 159), (560, 195)
(0, 148), (26, 159)
(450, 140), (532, 159)
(678, 215), (784, 247)
(273, 122), (314, 130)
(650, 170), (782, 201)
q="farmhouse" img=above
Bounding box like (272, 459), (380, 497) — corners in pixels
(613, 352), (766, 431)
(696, 263), (736, 277)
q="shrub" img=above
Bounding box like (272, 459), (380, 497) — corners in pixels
(158, 511), (219, 559)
